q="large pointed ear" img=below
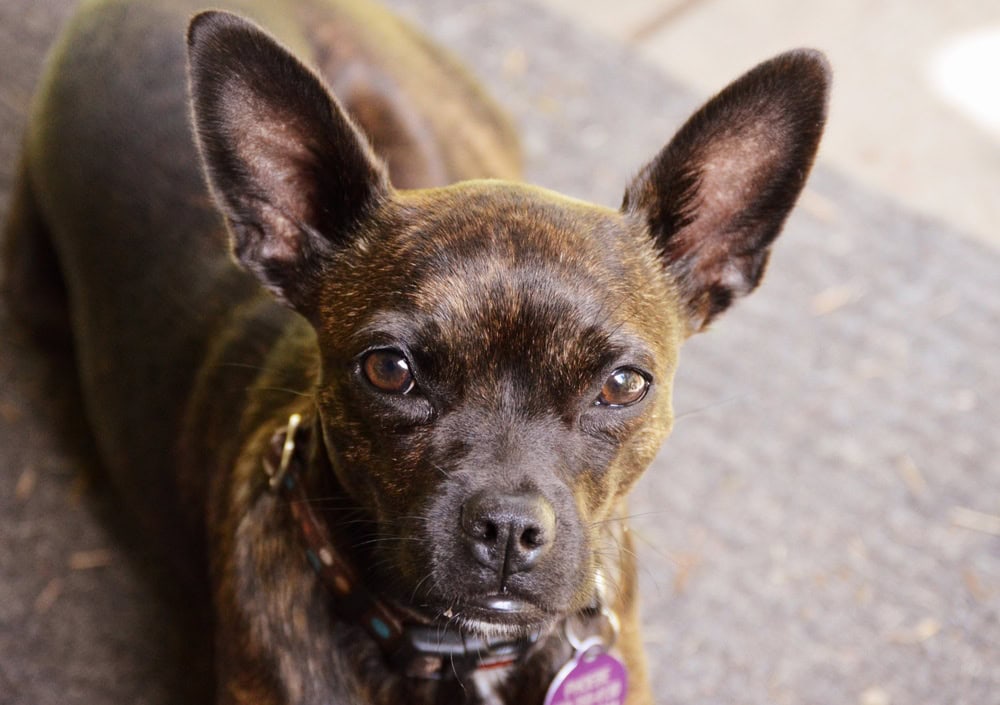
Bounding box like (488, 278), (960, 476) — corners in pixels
(187, 11), (390, 310)
(623, 50), (830, 334)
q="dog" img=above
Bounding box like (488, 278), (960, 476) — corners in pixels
(3, 0), (829, 702)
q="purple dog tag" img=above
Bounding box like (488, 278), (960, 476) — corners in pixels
(543, 647), (628, 705)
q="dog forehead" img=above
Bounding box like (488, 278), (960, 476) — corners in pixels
(390, 182), (636, 305)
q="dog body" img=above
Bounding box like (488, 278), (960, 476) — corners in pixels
(4, 0), (829, 702)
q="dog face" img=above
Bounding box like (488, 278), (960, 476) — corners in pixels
(308, 184), (682, 632)
(188, 12), (828, 635)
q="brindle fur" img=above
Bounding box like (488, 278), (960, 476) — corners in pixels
(3, 0), (829, 702)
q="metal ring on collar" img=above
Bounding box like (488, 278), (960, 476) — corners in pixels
(269, 412), (302, 490)
(564, 608), (620, 653)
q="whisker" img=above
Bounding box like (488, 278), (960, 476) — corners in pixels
(590, 509), (671, 526)
(351, 536), (425, 549)
(214, 361), (271, 372)
(673, 394), (745, 423)
(409, 572), (434, 603)
(594, 527), (665, 599)
(255, 386), (312, 398)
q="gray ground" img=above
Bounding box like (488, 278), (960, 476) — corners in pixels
(1, 1), (997, 704)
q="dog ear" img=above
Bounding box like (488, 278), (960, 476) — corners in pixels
(622, 50), (830, 334)
(187, 11), (390, 309)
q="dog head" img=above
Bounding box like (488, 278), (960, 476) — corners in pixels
(188, 12), (829, 636)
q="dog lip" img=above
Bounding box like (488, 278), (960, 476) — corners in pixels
(463, 594), (548, 624)
(457, 595), (550, 637)
(478, 595), (534, 613)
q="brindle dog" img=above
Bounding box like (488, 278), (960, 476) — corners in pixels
(3, 0), (829, 702)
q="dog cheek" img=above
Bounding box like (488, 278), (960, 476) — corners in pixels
(555, 508), (595, 608)
(321, 393), (437, 514)
(616, 389), (676, 495)
(418, 528), (482, 603)
(388, 519), (435, 592)
(316, 391), (385, 507)
(582, 384), (676, 506)
(611, 430), (669, 500)
(373, 481), (446, 592)
(400, 480), (468, 600)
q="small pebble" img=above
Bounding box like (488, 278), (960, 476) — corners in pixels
(15, 466), (37, 501)
(69, 549), (114, 570)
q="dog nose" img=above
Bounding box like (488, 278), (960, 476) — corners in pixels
(460, 491), (556, 575)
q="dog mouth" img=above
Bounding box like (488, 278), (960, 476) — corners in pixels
(394, 589), (554, 639)
(445, 594), (552, 638)
(371, 533), (567, 638)
(466, 594), (543, 621)
(373, 489), (589, 638)
(475, 595), (536, 614)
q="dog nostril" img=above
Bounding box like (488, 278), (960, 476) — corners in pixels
(520, 526), (542, 549)
(462, 500), (502, 546)
(477, 519), (499, 543)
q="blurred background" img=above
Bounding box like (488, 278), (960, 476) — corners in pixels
(541, 0), (1000, 250)
(1, 1), (997, 704)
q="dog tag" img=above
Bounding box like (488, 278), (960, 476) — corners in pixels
(543, 644), (627, 705)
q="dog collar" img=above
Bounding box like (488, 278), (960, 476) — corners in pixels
(262, 413), (539, 680)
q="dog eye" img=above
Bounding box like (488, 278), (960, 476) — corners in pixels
(362, 350), (416, 394)
(596, 368), (649, 407)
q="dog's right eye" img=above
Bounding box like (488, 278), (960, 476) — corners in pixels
(596, 367), (649, 407)
(362, 350), (416, 394)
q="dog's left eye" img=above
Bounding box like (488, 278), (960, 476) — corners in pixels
(362, 350), (416, 394)
(596, 367), (649, 407)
